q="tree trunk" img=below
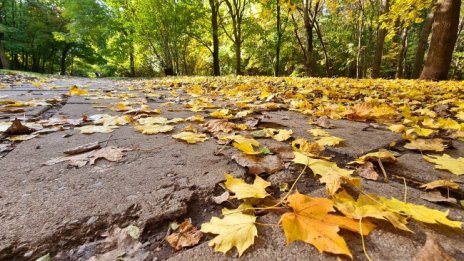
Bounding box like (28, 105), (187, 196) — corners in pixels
(396, 27), (409, 79)
(372, 0), (389, 78)
(303, 6), (314, 77)
(235, 41), (242, 75)
(421, 0), (461, 80)
(129, 50), (135, 77)
(356, 0), (365, 79)
(60, 44), (70, 76)
(210, 0), (220, 76)
(275, 0), (281, 77)
(0, 33), (9, 69)
(412, 8), (434, 78)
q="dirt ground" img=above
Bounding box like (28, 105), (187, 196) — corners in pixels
(0, 73), (463, 261)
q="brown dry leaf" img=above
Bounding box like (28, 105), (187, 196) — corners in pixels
(420, 180), (460, 190)
(4, 118), (36, 135)
(420, 190), (457, 204)
(165, 220), (203, 251)
(0, 107), (25, 113)
(212, 191), (229, 204)
(313, 116), (335, 129)
(232, 153), (283, 175)
(354, 162), (380, 181)
(413, 232), (456, 261)
(44, 146), (131, 168)
(205, 119), (237, 133)
(404, 138), (447, 152)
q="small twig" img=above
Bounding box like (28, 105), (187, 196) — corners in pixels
(104, 134), (113, 147)
(377, 159), (388, 183)
(360, 218), (374, 261)
(402, 177), (408, 203)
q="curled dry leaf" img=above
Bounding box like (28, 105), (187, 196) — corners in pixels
(314, 116), (335, 129)
(232, 153), (283, 175)
(205, 119), (236, 133)
(349, 149), (399, 165)
(44, 146), (131, 168)
(354, 162), (380, 181)
(4, 118), (36, 135)
(420, 190), (457, 204)
(413, 232), (456, 261)
(420, 180), (460, 190)
(165, 220), (203, 251)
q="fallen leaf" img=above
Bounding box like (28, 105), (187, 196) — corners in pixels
(44, 146), (130, 168)
(77, 125), (116, 134)
(134, 124), (174, 134)
(205, 119), (236, 133)
(308, 129), (330, 137)
(173, 132), (208, 144)
(272, 129), (293, 141)
(315, 136), (344, 147)
(281, 192), (374, 258)
(187, 114), (205, 122)
(201, 208), (257, 257)
(420, 180), (460, 190)
(404, 138), (447, 152)
(333, 190), (410, 231)
(0, 122), (12, 132)
(212, 191), (230, 204)
(7, 134), (38, 141)
(233, 139), (261, 155)
(313, 116), (335, 128)
(224, 174), (270, 199)
(293, 152), (353, 177)
(420, 190), (457, 204)
(166, 220), (203, 251)
(291, 138), (324, 156)
(413, 232), (457, 261)
(232, 153), (283, 175)
(354, 162), (380, 180)
(68, 85), (89, 96)
(423, 154), (464, 175)
(4, 118), (36, 135)
(349, 150), (398, 165)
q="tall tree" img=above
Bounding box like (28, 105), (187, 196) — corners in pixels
(372, 0), (389, 78)
(411, 3), (435, 78)
(421, 0), (461, 80)
(223, 0), (250, 75)
(209, 0), (222, 76)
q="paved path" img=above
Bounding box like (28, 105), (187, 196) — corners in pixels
(0, 73), (463, 260)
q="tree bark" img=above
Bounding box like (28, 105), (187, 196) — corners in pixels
(372, 0), (389, 78)
(421, 0), (461, 80)
(60, 44), (70, 76)
(396, 27), (409, 79)
(412, 7), (435, 79)
(275, 0), (281, 77)
(0, 33), (9, 69)
(209, 0), (221, 76)
(129, 50), (135, 77)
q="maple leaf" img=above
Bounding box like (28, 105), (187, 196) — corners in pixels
(205, 119), (236, 133)
(333, 190), (410, 231)
(210, 109), (234, 119)
(380, 197), (462, 228)
(423, 154), (464, 175)
(231, 136), (261, 155)
(420, 180), (460, 190)
(44, 146), (131, 168)
(272, 129), (293, 141)
(109, 102), (131, 112)
(172, 131), (208, 144)
(349, 150), (398, 165)
(404, 138), (447, 152)
(201, 209), (257, 257)
(134, 124), (174, 134)
(224, 174), (270, 199)
(308, 129), (330, 137)
(291, 138), (324, 156)
(281, 192), (374, 258)
(232, 153), (283, 175)
(186, 114), (205, 122)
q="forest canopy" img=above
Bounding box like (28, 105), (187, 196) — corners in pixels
(0, 0), (463, 80)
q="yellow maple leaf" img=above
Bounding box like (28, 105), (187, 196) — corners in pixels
(273, 129), (293, 141)
(333, 190), (410, 232)
(210, 109), (234, 119)
(438, 118), (461, 130)
(224, 174), (270, 199)
(281, 192), (374, 258)
(68, 86), (89, 96)
(388, 124), (406, 133)
(315, 136), (344, 147)
(349, 150), (398, 164)
(423, 154), (464, 175)
(404, 138), (446, 152)
(380, 197), (462, 228)
(231, 136), (261, 155)
(108, 102), (131, 112)
(201, 210), (257, 257)
(294, 152), (353, 177)
(134, 124), (174, 134)
(172, 131), (208, 144)
(420, 180), (460, 190)
(138, 117), (169, 125)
